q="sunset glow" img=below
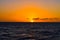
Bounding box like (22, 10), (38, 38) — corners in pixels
(0, 0), (60, 22)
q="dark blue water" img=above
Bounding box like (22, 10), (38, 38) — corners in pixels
(0, 22), (60, 40)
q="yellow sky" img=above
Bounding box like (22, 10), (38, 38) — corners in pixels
(0, 0), (60, 22)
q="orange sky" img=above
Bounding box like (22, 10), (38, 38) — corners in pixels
(0, 0), (60, 22)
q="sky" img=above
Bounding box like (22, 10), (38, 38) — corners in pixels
(0, 0), (60, 22)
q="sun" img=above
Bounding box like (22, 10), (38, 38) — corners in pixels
(30, 20), (34, 22)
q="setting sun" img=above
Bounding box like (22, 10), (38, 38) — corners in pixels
(30, 20), (34, 22)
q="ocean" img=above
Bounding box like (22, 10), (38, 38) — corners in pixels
(0, 22), (60, 40)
